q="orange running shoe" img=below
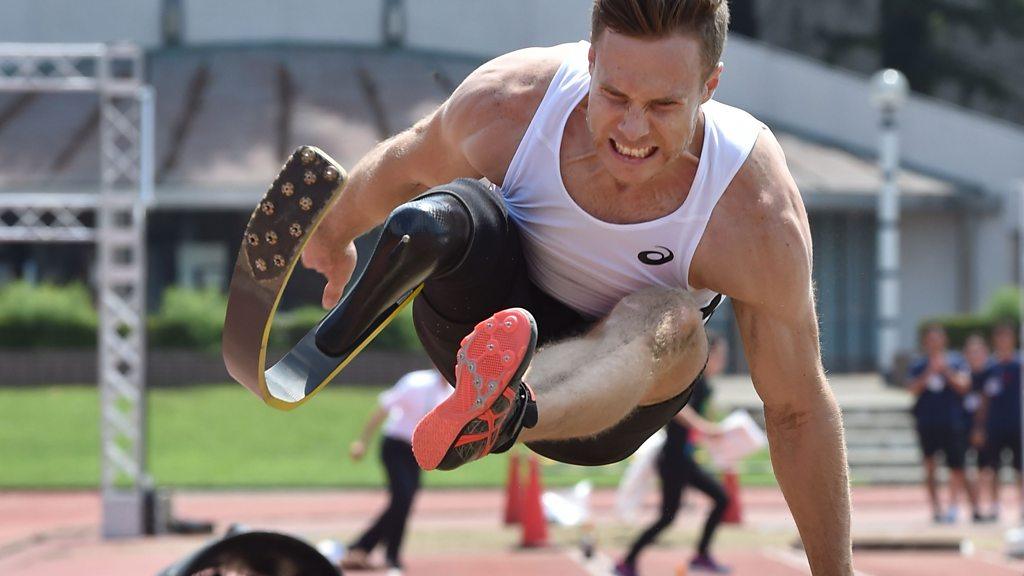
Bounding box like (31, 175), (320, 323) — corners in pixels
(413, 308), (538, 471)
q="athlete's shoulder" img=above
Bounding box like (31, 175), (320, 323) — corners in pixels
(694, 125), (811, 306)
(406, 369), (440, 386)
(392, 369), (430, 389)
(704, 99), (765, 129)
(442, 44), (577, 182)
(446, 44), (573, 128)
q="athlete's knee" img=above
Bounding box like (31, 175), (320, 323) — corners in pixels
(381, 189), (473, 276)
(659, 506), (680, 525)
(393, 491), (416, 509)
(610, 287), (704, 358)
(711, 486), (730, 509)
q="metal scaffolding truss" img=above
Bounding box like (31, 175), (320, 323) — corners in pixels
(0, 194), (98, 242)
(0, 43), (154, 538)
(0, 43), (142, 93)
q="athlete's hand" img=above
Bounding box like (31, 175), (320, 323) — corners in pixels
(301, 226), (358, 309)
(349, 439), (367, 461)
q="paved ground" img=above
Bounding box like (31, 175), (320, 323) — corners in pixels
(2, 486), (1024, 575)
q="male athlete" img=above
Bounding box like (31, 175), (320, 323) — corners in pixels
(302, 1), (852, 572)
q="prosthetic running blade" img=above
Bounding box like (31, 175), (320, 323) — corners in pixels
(222, 146), (421, 410)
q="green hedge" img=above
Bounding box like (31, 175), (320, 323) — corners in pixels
(148, 287), (228, 352)
(923, 286), (1021, 348)
(0, 282), (422, 352)
(0, 281), (98, 348)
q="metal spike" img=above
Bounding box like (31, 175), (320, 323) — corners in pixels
(300, 147), (316, 165)
(323, 166), (339, 182)
(299, 197), (313, 211)
(246, 233), (259, 246)
(281, 182), (295, 197)
(289, 223), (303, 238)
(273, 254), (286, 267)
(265, 231), (278, 245)
(260, 201), (275, 216)
(303, 171), (317, 186)
(255, 258), (267, 272)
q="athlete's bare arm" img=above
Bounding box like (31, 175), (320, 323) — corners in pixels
(302, 48), (561, 307)
(694, 130), (853, 575)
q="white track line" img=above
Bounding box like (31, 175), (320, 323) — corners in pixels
(565, 547), (616, 576)
(761, 547), (880, 576)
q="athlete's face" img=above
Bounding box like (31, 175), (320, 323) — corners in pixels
(964, 336), (989, 371)
(587, 30), (721, 185)
(993, 327), (1017, 356)
(922, 327), (948, 355)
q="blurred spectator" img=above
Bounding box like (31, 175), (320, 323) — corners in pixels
(973, 323), (1023, 521)
(342, 369), (451, 574)
(615, 335), (731, 576)
(907, 324), (972, 523)
(961, 334), (991, 521)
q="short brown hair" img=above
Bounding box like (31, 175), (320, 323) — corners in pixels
(591, 0), (730, 76)
(919, 322), (946, 342)
(992, 321), (1018, 339)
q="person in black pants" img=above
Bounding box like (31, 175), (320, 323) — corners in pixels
(973, 323), (1023, 521)
(616, 336), (732, 576)
(907, 324), (973, 523)
(962, 333), (991, 522)
(341, 369), (451, 574)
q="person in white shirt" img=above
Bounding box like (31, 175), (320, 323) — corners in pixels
(341, 369), (451, 573)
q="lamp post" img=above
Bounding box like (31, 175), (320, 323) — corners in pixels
(1019, 183), (1024, 512)
(869, 68), (909, 381)
(382, 0), (406, 47)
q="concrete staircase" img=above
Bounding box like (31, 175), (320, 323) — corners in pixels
(842, 409), (922, 484)
(715, 373), (923, 484)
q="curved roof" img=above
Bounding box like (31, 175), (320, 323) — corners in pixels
(0, 45), (977, 212)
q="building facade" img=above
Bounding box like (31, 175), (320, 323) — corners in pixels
(1, 0), (1021, 372)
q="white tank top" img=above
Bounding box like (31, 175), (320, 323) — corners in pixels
(499, 41), (764, 320)
(379, 370), (452, 442)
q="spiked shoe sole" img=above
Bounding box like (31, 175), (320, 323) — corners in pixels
(412, 308), (537, 470)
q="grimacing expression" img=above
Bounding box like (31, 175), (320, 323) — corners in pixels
(587, 29), (721, 185)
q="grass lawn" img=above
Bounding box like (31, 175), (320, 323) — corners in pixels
(0, 384), (774, 489)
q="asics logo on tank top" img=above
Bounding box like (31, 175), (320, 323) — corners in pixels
(638, 246), (675, 266)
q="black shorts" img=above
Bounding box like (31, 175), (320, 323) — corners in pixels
(978, 427), (1023, 471)
(915, 424), (967, 470)
(410, 179), (694, 466)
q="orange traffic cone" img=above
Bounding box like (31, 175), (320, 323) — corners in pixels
(520, 455), (549, 547)
(721, 469), (742, 524)
(504, 451), (522, 525)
